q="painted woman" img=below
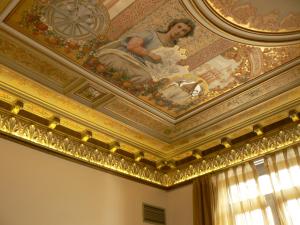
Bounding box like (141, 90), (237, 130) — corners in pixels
(94, 18), (195, 83)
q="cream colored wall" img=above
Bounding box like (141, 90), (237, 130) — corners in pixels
(166, 185), (193, 225)
(0, 138), (166, 225)
(0, 138), (193, 225)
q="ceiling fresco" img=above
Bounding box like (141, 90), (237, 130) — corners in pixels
(182, 0), (300, 45)
(206, 0), (300, 33)
(4, 0), (300, 118)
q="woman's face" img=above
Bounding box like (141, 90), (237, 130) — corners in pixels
(168, 22), (192, 40)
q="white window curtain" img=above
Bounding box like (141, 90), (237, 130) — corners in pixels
(265, 145), (300, 225)
(211, 144), (300, 225)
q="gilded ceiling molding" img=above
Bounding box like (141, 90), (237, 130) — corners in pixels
(169, 123), (300, 186)
(0, 106), (299, 188)
(0, 109), (169, 187)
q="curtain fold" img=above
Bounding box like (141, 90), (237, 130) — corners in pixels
(193, 144), (300, 225)
(193, 174), (214, 225)
(212, 162), (273, 225)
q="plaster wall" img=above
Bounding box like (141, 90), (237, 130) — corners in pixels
(166, 185), (193, 225)
(0, 137), (193, 225)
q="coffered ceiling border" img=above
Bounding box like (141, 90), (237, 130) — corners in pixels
(0, 64), (169, 159)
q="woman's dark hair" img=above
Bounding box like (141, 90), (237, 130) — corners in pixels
(167, 18), (196, 37)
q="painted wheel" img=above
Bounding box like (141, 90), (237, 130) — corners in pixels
(44, 0), (110, 40)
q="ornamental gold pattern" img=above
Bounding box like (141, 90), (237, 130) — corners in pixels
(0, 108), (299, 188)
(169, 125), (300, 185)
(0, 109), (169, 186)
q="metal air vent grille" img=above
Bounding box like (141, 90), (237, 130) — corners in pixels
(143, 203), (166, 225)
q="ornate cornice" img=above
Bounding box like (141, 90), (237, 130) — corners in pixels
(0, 106), (299, 188)
(0, 108), (169, 187)
(169, 123), (300, 185)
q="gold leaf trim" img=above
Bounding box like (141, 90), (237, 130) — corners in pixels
(0, 108), (299, 187)
(169, 124), (300, 185)
(0, 109), (168, 186)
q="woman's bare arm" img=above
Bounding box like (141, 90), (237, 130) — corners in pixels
(126, 37), (161, 63)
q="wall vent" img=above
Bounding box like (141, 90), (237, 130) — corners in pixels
(143, 203), (166, 225)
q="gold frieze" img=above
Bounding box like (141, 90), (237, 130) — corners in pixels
(0, 105), (299, 188)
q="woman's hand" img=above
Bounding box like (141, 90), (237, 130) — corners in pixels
(148, 52), (162, 63)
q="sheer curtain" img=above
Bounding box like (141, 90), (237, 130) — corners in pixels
(265, 145), (300, 225)
(212, 162), (274, 225)
(207, 144), (300, 225)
